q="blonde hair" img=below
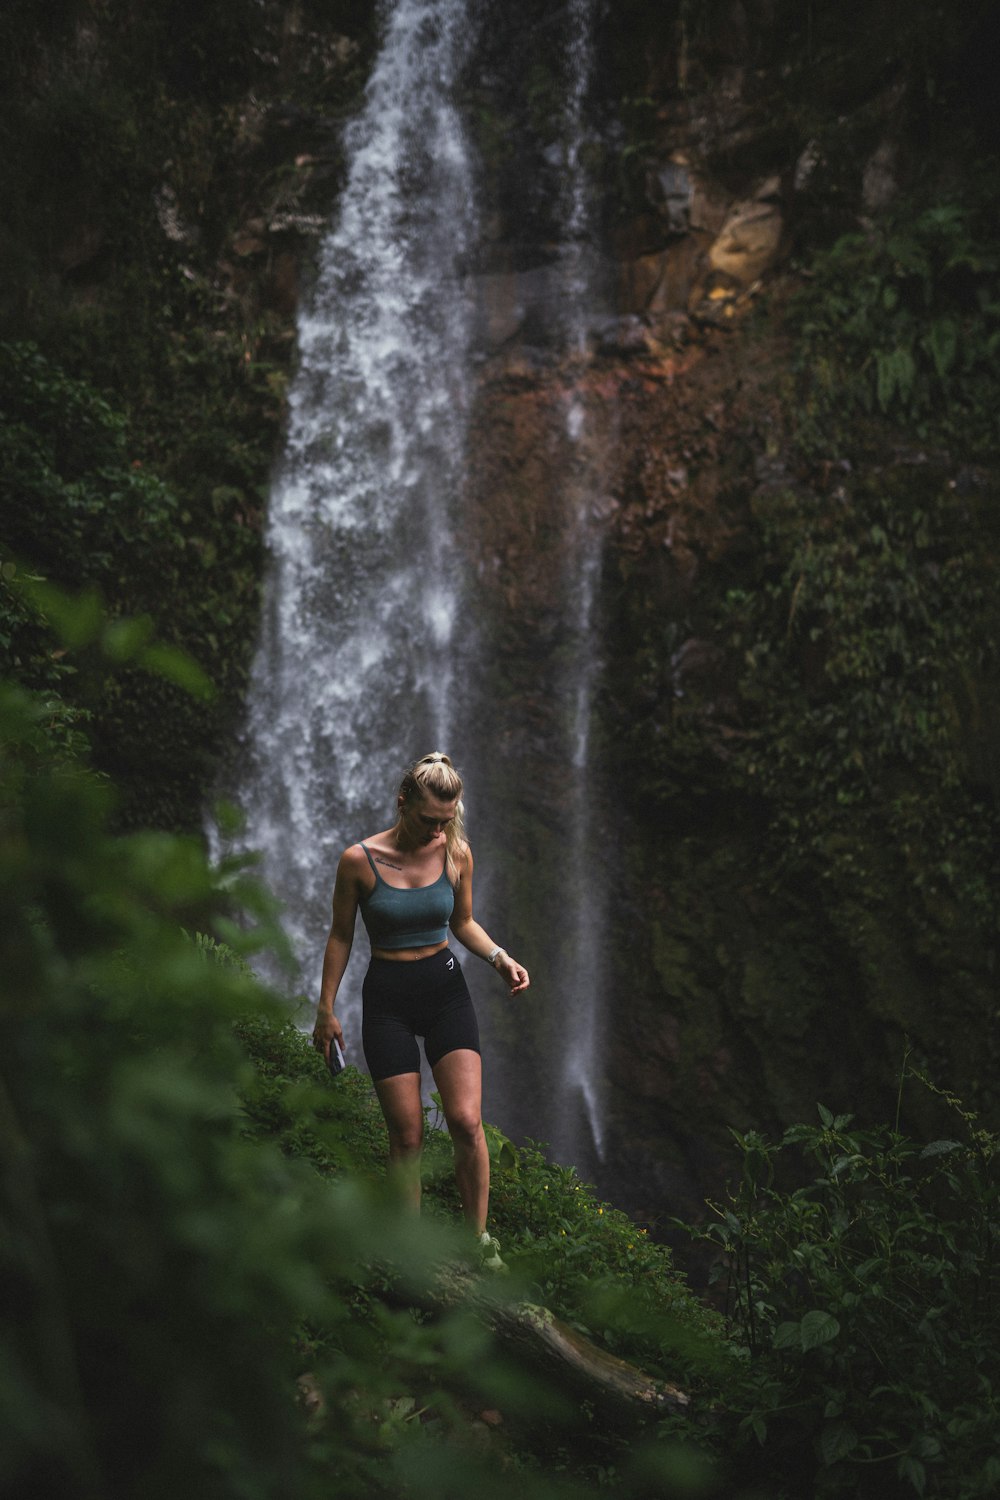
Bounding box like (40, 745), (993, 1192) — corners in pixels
(397, 752), (466, 879)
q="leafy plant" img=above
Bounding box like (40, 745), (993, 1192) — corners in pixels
(792, 201), (1000, 457)
(719, 463), (1000, 938)
(0, 338), (183, 662)
(691, 1086), (1000, 1498)
(0, 601), (568, 1500)
(0, 0), (375, 831)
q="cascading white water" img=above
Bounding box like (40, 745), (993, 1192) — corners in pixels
(219, 0), (614, 1171)
(220, 0), (477, 1029)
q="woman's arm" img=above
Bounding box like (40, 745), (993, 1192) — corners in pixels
(449, 845), (530, 994)
(313, 847), (363, 1058)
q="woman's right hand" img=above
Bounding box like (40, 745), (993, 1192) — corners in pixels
(313, 1008), (345, 1062)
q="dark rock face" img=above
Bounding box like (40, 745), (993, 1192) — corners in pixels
(453, 1), (1000, 1238)
(451, 3), (793, 1215)
(462, 306), (998, 1243)
(459, 311), (772, 1221)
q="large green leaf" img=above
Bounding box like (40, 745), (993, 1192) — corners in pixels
(800, 1309), (840, 1351)
(819, 1420), (858, 1465)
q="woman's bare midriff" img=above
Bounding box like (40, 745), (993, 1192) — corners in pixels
(371, 939), (450, 962)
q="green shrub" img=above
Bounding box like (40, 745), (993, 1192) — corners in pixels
(231, 1021), (734, 1411)
(487, 1140), (731, 1388)
(0, 339), (263, 830)
(0, 601), (732, 1498)
(792, 201), (1000, 458)
(0, 340), (188, 724)
(0, 614), (546, 1499)
(0, 341), (181, 576)
(719, 466), (1000, 930)
(693, 1089), (1000, 1498)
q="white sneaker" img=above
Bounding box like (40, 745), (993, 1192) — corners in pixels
(477, 1230), (508, 1273)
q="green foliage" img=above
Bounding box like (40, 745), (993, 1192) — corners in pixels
(236, 1009), (392, 1178)
(2, 705), (285, 1496)
(691, 1086), (1000, 1497)
(489, 1144), (730, 1389)
(234, 1035), (731, 1407)
(209, 1013), (735, 1488)
(0, 331), (264, 828)
(0, 1), (376, 830)
(0, 340), (231, 825)
(0, 592), (736, 1498)
(792, 201), (1000, 457)
(0, 341), (181, 576)
(0, 649), (563, 1498)
(720, 465), (1000, 936)
(0, 340), (188, 715)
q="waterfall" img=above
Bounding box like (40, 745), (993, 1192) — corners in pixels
(219, 0), (614, 1176)
(219, 0), (477, 1026)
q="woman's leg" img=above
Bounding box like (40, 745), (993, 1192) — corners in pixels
(431, 1048), (489, 1233)
(373, 1072), (424, 1212)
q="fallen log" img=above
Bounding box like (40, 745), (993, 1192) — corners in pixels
(478, 1295), (689, 1419)
(390, 1260), (690, 1424)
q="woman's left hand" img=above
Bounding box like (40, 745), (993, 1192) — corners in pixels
(498, 954), (529, 994)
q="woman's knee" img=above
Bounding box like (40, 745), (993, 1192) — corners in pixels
(445, 1108), (482, 1149)
(375, 1071), (423, 1155)
(388, 1120), (424, 1156)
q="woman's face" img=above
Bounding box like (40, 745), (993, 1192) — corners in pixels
(398, 787), (459, 847)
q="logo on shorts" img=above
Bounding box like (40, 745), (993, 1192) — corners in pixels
(446, 957), (454, 969)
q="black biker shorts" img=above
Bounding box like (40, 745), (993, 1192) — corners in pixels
(361, 947), (480, 1081)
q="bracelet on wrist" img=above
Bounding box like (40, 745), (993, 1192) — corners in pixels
(485, 945), (506, 967)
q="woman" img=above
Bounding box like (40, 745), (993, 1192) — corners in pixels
(312, 752), (529, 1267)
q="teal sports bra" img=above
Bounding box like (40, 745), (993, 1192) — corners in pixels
(358, 844), (454, 950)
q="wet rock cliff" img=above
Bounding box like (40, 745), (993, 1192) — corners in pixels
(455, 0), (1000, 1230)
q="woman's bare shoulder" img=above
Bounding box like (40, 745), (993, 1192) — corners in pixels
(337, 842), (372, 879)
(350, 826), (398, 857)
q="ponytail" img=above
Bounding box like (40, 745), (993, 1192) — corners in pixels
(397, 752), (466, 880)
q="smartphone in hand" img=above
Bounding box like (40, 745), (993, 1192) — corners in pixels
(328, 1039), (346, 1076)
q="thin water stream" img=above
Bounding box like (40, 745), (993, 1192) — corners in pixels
(550, 0), (608, 1167)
